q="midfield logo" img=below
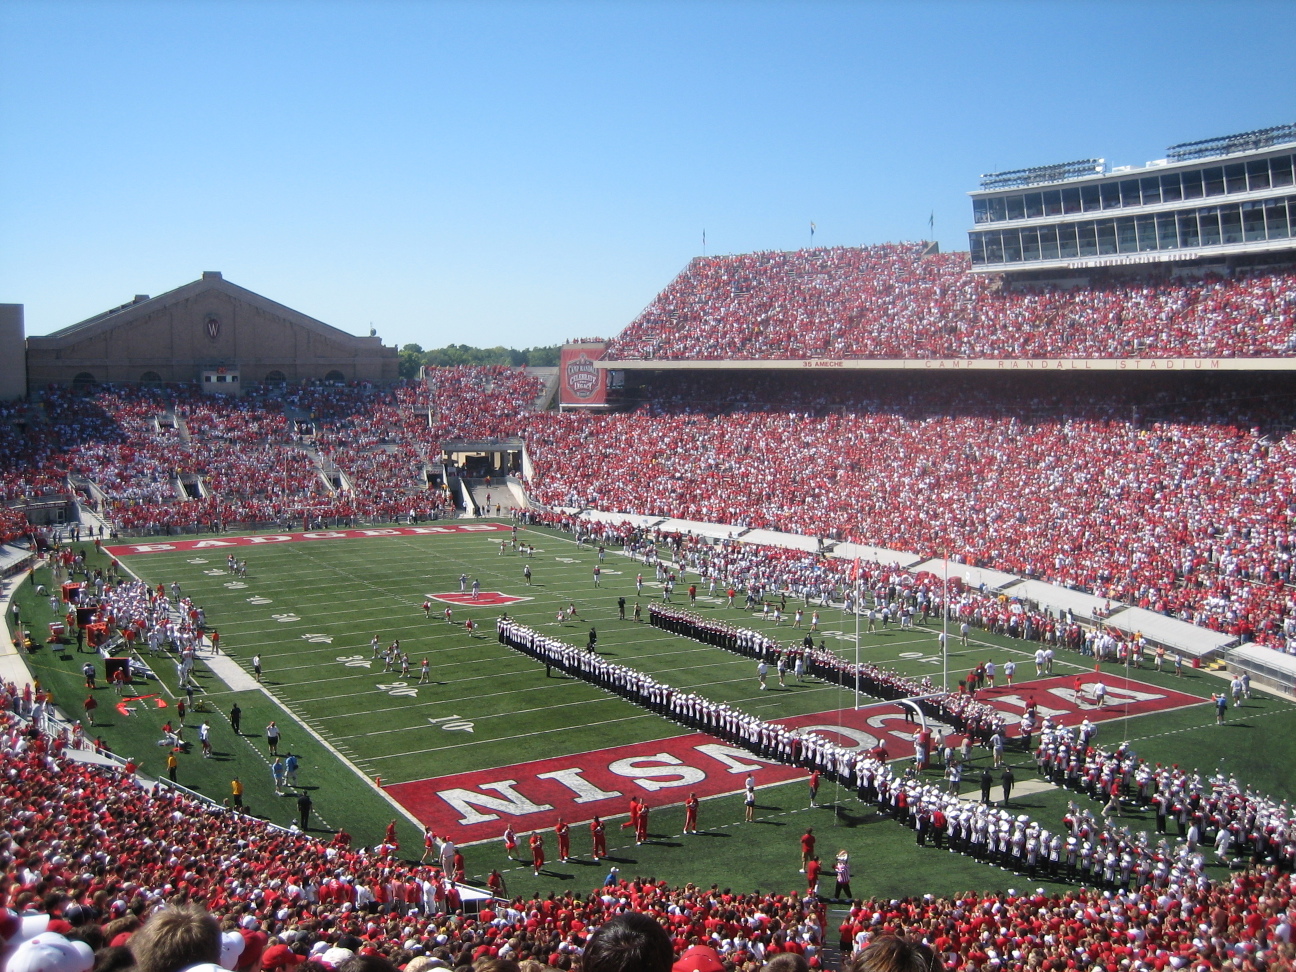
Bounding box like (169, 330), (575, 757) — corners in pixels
(428, 591), (532, 606)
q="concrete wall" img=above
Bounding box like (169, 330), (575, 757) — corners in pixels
(0, 305), (26, 400)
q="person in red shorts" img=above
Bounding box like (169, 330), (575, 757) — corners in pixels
(635, 801), (649, 844)
(684, 793), (699, 834)
(530, 831), (546, 875)
(806, 854), (822, 895)
(420, 826), (436, 863)
(621, 796), (641, 835)
(590, 816), (607, 858)
(800, 827), (816, 872)
(555, 817), (571, 862)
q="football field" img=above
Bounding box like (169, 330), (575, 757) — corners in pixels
(18, 521), (1296, 900)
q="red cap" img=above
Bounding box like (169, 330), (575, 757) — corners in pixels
(673, 946), (725, 972)
(261, 945), (302, 971)
(237, 931), (267, 971)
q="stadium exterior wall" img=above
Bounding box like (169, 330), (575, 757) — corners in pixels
(0, 305), (27, 401)
(25, 272), (398, 393)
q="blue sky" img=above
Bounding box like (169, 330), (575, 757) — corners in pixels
(2, 1), (1294, 351)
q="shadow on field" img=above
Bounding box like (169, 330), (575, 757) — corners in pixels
(828, 807), (873, 827)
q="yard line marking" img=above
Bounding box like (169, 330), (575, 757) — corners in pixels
(115, 551), (428, 833)
(360, 712), (663, 768)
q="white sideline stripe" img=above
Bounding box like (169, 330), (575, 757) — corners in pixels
(116, 562), (427, 833)
(204, 650), (262, 692)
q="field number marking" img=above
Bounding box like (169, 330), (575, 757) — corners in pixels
(428, 714), (475, 733)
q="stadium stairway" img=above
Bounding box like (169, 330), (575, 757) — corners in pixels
(468, 480), (519, 516)
(820, 910), (847, 968)
(526, 366), (559, 410)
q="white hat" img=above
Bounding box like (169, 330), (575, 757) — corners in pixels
(17, 916), (52, 943)
(5, 934), (94, 972)
(319, 948), (354, 969)
(220, 931), (246, 970)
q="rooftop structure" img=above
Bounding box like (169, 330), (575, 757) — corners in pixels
(969, 125), (1296, 273)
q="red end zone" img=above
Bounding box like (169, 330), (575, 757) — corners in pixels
(106, 523), (509, 555)
(387, 675), (1205, 846)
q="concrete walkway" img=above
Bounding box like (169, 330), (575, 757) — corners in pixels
(200, 644), (262, 693)
(957, 776), (1055, 804)
(0, 560), (38, 692)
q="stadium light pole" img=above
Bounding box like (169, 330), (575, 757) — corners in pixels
(1123, 642), (1132, 743)
(854, 564), (861, 709)
(942, 555), (950, 693)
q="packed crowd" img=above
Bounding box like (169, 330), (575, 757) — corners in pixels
(0, 381), (468, 537)
(518, 384), (1296, 652)
(0, 689), (838, 972)
(10, 662), (1296, 972)
(604, 244), (1296, 360)
(4, 358), (1296, 659)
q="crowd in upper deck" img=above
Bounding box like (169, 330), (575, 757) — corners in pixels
(603, 244), (1296, 361)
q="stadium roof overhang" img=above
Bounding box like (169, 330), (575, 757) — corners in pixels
(597, 357), (1296, 372)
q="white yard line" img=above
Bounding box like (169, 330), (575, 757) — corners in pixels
(117, 558), (428, 832)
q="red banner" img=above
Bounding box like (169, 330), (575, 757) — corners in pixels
(387, 676), (1205, 845)
(105, 523), (509, 556)
(559, 345), (607, 406)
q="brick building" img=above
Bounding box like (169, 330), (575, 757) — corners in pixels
(22, 271), (399, 395)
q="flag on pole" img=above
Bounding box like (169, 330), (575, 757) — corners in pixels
(850, 557), (860, 584)
(928, 211), (934, 233)
(810, 221), (816, 237)
(702, 229), (706, 250)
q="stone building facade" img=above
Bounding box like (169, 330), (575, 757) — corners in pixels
(25, 271), (398, 394)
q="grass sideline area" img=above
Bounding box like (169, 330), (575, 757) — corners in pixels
(9, 521), (1296, 903)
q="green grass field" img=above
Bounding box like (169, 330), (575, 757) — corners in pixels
(12, 522), (1296, 904)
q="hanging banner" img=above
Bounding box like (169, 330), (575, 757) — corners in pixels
(559, 343), (608, 406)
